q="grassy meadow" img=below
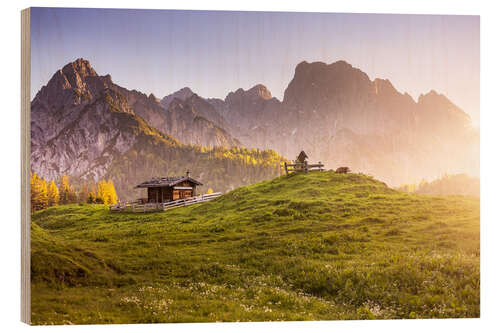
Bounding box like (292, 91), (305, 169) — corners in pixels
(30, 171), (480, 324)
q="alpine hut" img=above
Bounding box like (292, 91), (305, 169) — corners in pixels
(135, 171), (203, 203)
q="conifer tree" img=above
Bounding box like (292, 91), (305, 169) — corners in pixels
(96, 180), (107, 204)
(59, 174), (71, 204)
(40, 178), (49, 209)
(30, 172), (36, 210)
(30, 172), (49, 211)
(87, 191), (96, 204)
(94, 179), (119, 205)
(87, 183), (97, 204)
(68, 187), (78, 204)
(106, 179), (118, 205)
(79, 183), (89, 203)
(47, 180), (59, 207)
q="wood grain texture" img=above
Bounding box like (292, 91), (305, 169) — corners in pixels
(21, 7), (31, 325)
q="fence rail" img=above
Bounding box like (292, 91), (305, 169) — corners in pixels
(110, 192), (222, 213)
(284, 161), (324, 175)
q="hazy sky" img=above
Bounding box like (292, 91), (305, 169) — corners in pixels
(31, 8), (480, 126)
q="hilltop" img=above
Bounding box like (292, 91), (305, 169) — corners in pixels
(31, 171), (479, 324)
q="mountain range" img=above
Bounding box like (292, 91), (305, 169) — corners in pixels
(31, 58), (479, 199)
(208, 61), (478, 185)
(30, 59), (284, 200)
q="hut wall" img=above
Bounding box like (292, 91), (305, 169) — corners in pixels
(148, 187), (174, 203)
(145, 181), (198, 202)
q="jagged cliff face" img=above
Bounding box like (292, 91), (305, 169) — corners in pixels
(223, 84), (280, 130)
(280, 61), (477, 185)
(111, 84), (238, 148)
(206, 84), (283, 150)
(163, 95), (240, 147)
(32, 59), (240, 163)
(283, 61), (472, 140)
(160, 87), (194, 109)
(207, 60), (478, 186)
(30, 59), (179, 181)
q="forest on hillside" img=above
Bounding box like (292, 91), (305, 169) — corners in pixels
(30, 144), (287, 209)
(396, 173), (480, 197)
(106, 145), (287, 201)
(30, 172), (118, 211)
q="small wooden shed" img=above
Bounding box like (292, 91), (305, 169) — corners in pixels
(135, 171), (203, 203)
(297, 150), (308, 163)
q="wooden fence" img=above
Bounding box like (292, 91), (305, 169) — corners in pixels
(110, 192), (222, 213)
(284, 161), (324, 175)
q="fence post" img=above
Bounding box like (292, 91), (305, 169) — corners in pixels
(304, 161), (308, 174)
(284, 162), (288, 175)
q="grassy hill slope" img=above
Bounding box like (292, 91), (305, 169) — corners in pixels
(31, 171), (479, 324)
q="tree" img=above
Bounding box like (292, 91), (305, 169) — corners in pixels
(68, 187), (78, 203)
(87, 183), (97, 204)
(30, 172), (36, 210)
(207, 188), (214, 194)
(30, 172), (48, 211)
(47, 180), (59, 206)
(79, 183), (89, 203)
(96, 180), (107, 204)
(87, 191), (96, 204)
(106, 179), (118, 205)
(95, 179), (118, 204)
(58, 174), (77, 204)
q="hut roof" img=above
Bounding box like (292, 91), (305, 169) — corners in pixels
(297, 150), (308, 163)
(135, 176), (203, 188)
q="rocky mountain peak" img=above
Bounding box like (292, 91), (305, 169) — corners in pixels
(372, 78), (408, 100)
(283, 59), (372, 109)
(417, 90), (441, 104)
(294, 60), (353, 76)
(148, 93), (160, 102)
(417, 90), (470, 124)
(177, 87), (194, 95)
(61, 58), (98, 79)
(32, 59), (104, 110)
(373, 78), (395, 92)
(247, 84), (273, 100)
(417, 90), (463, 112)
(225, 84), (273, 103)
(160, 87), (195, 108)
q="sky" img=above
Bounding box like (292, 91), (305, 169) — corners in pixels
(30, 8), (480, 126)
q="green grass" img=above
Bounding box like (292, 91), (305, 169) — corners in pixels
(30, 171), (480, 324)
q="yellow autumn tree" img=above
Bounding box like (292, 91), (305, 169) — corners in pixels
(87, 183), (97, 203)
(96, 180), (107, 204)
(30, 172), (49, 211)
(95, 179), (118, 204)
(39, 179), (49, 209)
(47, 180), (59, 206)
(30, 172), (36, 209)
(58, 174), (77, 204)
(106, 179), (118, 205)
(77, 183), (87, 203)
(207, 188), (214, 194)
